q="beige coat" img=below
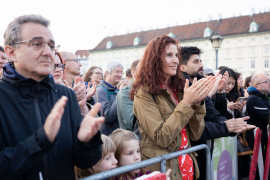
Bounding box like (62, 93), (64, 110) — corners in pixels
(133, 86), (206, 180)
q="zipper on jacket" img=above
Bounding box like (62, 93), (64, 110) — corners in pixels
(35, 82), (42, 127)
(35, 82), (49, 178)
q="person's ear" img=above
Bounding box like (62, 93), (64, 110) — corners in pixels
(5, 46), (17, 62)
(180, 64), (187, 72)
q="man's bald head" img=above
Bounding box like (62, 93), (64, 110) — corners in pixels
(59, 51), (74, 61)
(251, 73), (268, 86)
(59, 51), (82, 77)
(251, 73), (270, 95)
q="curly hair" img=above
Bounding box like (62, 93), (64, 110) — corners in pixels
(130, 34), (185, 100)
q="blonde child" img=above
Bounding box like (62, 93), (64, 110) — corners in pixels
(74, 134), (118, 179)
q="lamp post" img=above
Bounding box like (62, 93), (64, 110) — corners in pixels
(210, 31), (223, 70)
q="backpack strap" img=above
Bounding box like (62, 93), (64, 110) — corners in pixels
(99, 86), (117, 100)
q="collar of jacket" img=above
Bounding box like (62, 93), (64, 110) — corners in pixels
(2, 62), (56, 90)
(247, 86), (268, 99)
(99, 80), (118, 91)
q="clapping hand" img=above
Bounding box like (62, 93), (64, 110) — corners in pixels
(44, 97), (104, 143)
(182, 76), (216, 106)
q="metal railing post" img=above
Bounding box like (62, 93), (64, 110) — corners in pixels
(81, 144), (211, 180)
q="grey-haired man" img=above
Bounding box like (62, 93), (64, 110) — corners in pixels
(0, 14), (104, 180)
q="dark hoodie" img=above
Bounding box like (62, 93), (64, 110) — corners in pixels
(0, 63), (102, 180)
(246, 87), (270, 159)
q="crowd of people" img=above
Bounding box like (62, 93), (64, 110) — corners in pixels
(0, 14), (269, 180)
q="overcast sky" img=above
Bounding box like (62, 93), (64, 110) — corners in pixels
(0, 0), (269, 53)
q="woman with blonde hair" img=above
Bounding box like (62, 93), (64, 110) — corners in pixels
(130, 35), (215, 180)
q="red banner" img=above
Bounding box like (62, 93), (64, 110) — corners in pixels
(249, 128), (262, 180)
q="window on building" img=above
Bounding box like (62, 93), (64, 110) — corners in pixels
(126, 58), (129, 63)
(238, 39), (242, 43)
(265, 36), (269, 40)
(238, 60), (243, 69)
(226, 61), (230, 67)
(238, 49), (243, 56)
(265, 47), (269, 54)
(265, 59), (269, 68)
(226, 49), (230, 57)
(205, 43), (208, 46)
(251, 60), (255, 68)
(251, 47), (256, 55)
(204, 51), (209, 58)
(204, 61), (209, 68)
(226, 40), (230, 44)
(127, 51), (129, 53)
(251, 72), (255, 76)
(251, 38), (255, 41)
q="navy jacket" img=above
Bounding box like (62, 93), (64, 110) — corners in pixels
(93, 80), (119, 135)
(246, 87), (270, 152)
(0, 63), (102, 180)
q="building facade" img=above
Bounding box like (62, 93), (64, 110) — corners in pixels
(76, 12), (270, 78)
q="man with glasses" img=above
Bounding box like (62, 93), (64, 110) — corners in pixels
(93, 60), (127, 135)
(60, 51), (82, 87)
(0, 15), (103, 180)
(246, 73), (270, 177)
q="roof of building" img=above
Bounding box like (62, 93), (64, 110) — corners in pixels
(89, 12), (270, 52)
(75, 49), (90, 57)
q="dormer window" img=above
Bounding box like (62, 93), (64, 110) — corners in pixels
(133, 35), (141, 46)
(168, 30), (176, 38)
(249, 17), (259, 33)
(106, 40), (113, 49)
(203, 24), (213, 38)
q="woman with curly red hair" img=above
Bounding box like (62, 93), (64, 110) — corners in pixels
(131, 35), (215, 180)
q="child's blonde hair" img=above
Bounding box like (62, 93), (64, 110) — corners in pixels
(74, 134), (116, 179)
(109, 129), (147, 180)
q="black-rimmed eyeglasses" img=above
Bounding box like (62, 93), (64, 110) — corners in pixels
(15, 37), (59, 53)
(53, 63), (65, 71)
(256, 80), (270, 85)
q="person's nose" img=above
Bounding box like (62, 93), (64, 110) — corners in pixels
(42, 43), (53, 58)
(78, 62), (82, 67)
(112, 156), (118, 165)
(199, 61), (204, 69)
(134, 152), (140, 161)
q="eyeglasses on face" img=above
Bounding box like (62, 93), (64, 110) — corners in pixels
(53, 63), (65, 71)
(65, 59), (79, 63)
(94, 72), (103, 76)
(15, 37), (58, 53)
(257, 79), (270, 85)
(206, 73), (215, 76)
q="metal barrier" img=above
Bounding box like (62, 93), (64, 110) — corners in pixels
(81, 144), (211, 180)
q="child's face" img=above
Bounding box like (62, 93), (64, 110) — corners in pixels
(119, 139), (141, 174)
(94, 152), (118, 172)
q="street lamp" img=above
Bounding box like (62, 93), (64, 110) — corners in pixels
(210, 31), (223, 70)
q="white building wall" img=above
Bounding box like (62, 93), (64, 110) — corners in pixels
(87, 32), (270, 78)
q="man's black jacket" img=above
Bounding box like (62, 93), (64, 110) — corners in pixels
(246, 87), (270, 152)
(184, 73), (229, 146)
(0, 63), (102, 180)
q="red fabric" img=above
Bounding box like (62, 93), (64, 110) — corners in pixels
(172, 89), (194, 180)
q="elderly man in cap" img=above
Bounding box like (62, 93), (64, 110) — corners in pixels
(0, 14), (104, 180)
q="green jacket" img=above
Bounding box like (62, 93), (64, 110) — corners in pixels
(116, 83), (134, 131)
